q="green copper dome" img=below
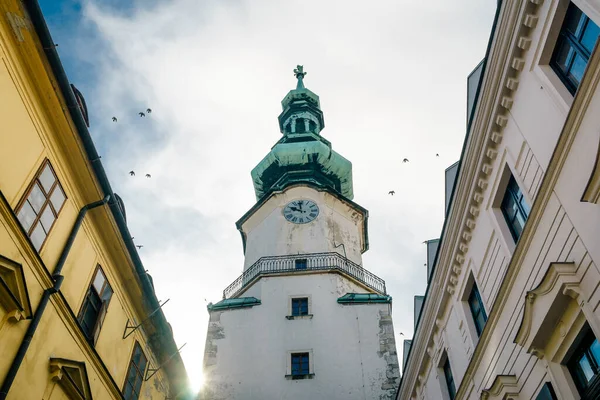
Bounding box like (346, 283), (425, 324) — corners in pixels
(251, 66), (354, 201)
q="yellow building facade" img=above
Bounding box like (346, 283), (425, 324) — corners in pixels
(0, 1), (190, 399)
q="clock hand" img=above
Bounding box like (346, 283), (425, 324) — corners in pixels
(289, 206), (300, 212)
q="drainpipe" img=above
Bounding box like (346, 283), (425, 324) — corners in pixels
(0, 195), (110, 400)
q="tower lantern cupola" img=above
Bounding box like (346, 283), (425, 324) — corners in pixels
(250, 66), (354, 201)
(278, 65), (325, 136)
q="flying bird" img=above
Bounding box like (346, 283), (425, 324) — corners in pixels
(388, 191), (395, 195)
(399, 332), (404, 336)
(145, 174), (151, 178)
(136, 245), (144, 249)
(146, 108), (152, 114)
(112, 117), (117, 122)
(436, 153), (439, 157)
(139, 112), (145, 117)
(402, 158), (409, 163)
(129, 171), (135, 176)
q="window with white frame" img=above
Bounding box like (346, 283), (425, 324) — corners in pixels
(550, 2), (600, 94)
(16, 160), (66, 250)
(286, 350), (314, 379)
(287, 295), (312, 319)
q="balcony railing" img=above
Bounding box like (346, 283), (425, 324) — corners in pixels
(223, 252), (386, 299)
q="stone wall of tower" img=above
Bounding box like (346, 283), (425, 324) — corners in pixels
(202, 273), (399, 400)
(240, 186), (367, 270)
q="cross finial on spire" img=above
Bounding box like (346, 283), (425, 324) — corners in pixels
(293, 65), (306, 89)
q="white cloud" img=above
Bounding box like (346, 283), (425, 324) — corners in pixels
(79, 0), (496, 387)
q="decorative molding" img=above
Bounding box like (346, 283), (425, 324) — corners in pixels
(0, 254), (33, 321)
(523, 14), (538, 28)
(501, 96), (514, 109)
(49, 358), (93, 400)
(480, 375), (519, 400)
(581, 134), (600, 203)
(486, 148), (498, 160)
(514, 262), (580, 354)
(517, 37), (531, 50)
(398, 0), (554, 397)
(482, 163), (493, 175)
(496, 115), (509, 127)
(511, 57), (525, 71)
(506, 78), (519, 91)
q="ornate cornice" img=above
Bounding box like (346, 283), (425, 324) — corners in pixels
(399, 0), (548, 398)
(514, 262), (579, 351)
(480, 375), (519, 400)
(453, 5), (600, 400)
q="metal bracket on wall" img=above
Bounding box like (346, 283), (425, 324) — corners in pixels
(144, 343), (187, 381)
(122, 299), (170, 339)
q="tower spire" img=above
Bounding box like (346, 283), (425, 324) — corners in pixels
(250, 66), (354, 201)
(293, 65), (306, 90)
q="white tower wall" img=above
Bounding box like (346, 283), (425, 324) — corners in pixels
(240, 186), (367, 269)
(203, 274), (398, 400)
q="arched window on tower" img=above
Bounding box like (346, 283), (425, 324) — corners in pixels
(285, 123), (293, 134)
(309, 120), (317, 133)
(295, 118), (305, 133)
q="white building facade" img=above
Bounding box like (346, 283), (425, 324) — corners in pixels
(399, 1), (600, 400)
(201, 68), (400, 399)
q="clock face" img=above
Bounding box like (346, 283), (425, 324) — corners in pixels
(283, 199), (319, 224)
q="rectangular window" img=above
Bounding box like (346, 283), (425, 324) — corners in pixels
(78, 266), (113, 344)
(468, 283), (488, 337)
(550, 2), (600, 94)
(295, 259), (307, 270)
(291, 353), (310, 377)
(443, 358), (456, 400)
(567, 329), (600, 398)
(123, 342), (147, 400)
(16, 160), (67, 250)
(291, 298), (309, 316)
(536, 382), (558, 400)
(501, 176), (530, 241)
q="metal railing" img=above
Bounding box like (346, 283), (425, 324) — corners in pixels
(223, 252), (386, 299)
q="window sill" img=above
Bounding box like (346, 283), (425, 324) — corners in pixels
(285, 373), (315, 380)
(285, 314), (313, 320)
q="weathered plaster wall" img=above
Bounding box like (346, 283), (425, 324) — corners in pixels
(202, 274), (399, 400)
(241, 186), (366, 269)
(0, 5), (178, 397)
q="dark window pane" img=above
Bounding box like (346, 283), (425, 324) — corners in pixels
(554, 42), (574, 73)
(501, 176), (529, 241)
(38, 164), (56, 193)
(28, 183), (46, 213)
(123, 382), (133, 399)
(579, 353), (595, 383)
(536, 383), (557, 400)
(443, 358), (456, 400)
(564, 5), (584, 35)
(101, 283), (113, 303)
(30, 222), (46, 250)
(17, 202), (36, 232)
(291, 353), (309, 376)
(590, 339), (600, 365)
(502, 195), (517, 220)
(39, 205), (56, 233)
(292, 298), (309, 316)
(581, 19), (600, 53)
(50, 186), (66, 212)
(570, 53), (587, 84)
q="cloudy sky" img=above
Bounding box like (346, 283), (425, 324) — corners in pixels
(40, 0), (496, 391)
